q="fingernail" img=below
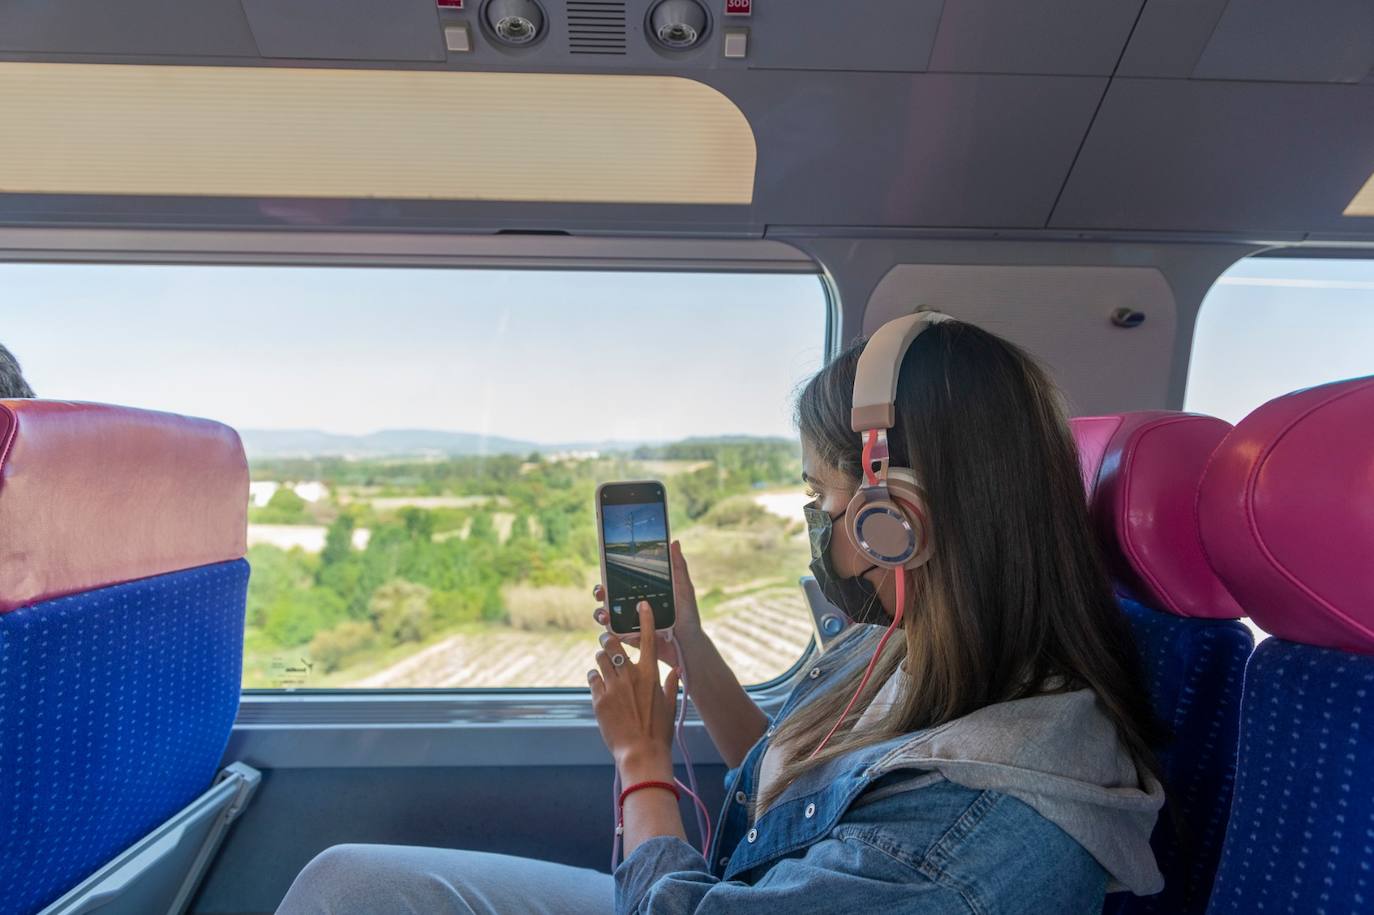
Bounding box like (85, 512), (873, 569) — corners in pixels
(638, 601), (649, 611)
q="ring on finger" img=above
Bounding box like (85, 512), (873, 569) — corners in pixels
(611, 653), (626, 668)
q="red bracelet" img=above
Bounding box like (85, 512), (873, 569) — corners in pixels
(616, 780), (681, 835)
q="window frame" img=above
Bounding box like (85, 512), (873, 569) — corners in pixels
(1, 232), (835, 759)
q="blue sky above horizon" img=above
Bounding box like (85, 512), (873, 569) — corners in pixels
(1183, 256), (1374, 423)
(602, 502), (668, 547)
(1, 267), (828, 444)
(3, 256), (1371, 442)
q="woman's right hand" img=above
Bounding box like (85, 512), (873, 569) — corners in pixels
(593, 540), (704, 671)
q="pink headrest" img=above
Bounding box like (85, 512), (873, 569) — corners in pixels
(1071, 412), (1242, 620)
(0, 400), (248, 614)
(1198, 376), (1374, 654)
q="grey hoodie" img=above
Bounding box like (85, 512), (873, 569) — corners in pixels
(862, 687), (1166, 895)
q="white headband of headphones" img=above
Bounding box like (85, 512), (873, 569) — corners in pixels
(850, 311), (952, 432)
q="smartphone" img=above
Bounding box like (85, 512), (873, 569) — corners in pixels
(596, 480), (676, 635)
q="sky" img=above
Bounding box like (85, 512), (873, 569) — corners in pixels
(602, 502), (668, 547)
(1, 267), (827, 444)
(3, 256), (1372, 442)
(1183, 256), (1374, 423)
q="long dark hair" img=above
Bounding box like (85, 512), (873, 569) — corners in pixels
(763, 318), (1161, 809)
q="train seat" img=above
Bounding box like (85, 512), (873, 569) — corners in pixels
(1198, 376), (1374, 914)
(0, 401), (258, 915)
(1072, 412), (1255, 915)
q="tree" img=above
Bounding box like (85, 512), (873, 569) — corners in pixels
(255, 487), (309, 524)
(468, 512), (497, 545)
(369, 579), (434, 644)
(262, 587), (347, 647)
(320, 514), (356, 568)
(508, 513), (533, 545)
(246, 544), (315, 629)
(400, 507), (435, 541)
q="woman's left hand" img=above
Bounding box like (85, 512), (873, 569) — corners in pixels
(589, 602), (681, 782)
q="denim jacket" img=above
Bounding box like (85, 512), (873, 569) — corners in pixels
(614, 627), (1164, 914)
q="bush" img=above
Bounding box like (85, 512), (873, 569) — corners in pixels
(431, 589), (482, 627)
(504, 583), (594, 631)
(529, 556), (589, 588)
(369, 579), (434, 644)
(308, 621), (378, 672)
(702, 495), (775, 529)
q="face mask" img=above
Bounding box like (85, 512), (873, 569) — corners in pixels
(804, 501), (889, 625)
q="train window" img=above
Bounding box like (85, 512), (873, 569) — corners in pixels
(1185, 255), (1374, 641)
(1186, 256), (1374, 423)
(4, 265), (827, 690)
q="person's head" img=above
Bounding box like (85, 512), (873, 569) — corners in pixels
(0, 343), (35, 399)
(765, 316), (1160, 807)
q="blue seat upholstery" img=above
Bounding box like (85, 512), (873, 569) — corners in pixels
(1198, 376), (1374, 915)
(1111, 599), (1253, 915)
(1204, 639), (1374, 913)
(0, 561), (249, 915)
(1072, 412), (1253, 915)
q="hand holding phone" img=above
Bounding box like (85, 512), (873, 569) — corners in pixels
(597, 481), (676, 636)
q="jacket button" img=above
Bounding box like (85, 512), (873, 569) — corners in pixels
(808, 667), (822, 679)
(804, 803), (816, 818)
(746, 828), (758, 843)
(735, 790), (748, 805)
(719, 856), (730, 868)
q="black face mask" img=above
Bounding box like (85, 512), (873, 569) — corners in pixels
(804, 501), (889, 625)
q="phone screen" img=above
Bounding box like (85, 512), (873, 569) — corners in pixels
(598, 481), (675, 634)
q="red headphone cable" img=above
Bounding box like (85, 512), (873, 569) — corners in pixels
(807, 568), (906, 760)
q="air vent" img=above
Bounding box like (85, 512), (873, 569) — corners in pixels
(568, 0), (627, 55)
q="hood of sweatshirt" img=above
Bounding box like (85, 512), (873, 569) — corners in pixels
(867, 687), (1165, 895)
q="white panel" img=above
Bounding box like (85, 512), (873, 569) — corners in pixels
(0, 64), (756, 205)
(864, 265), (1176, 414)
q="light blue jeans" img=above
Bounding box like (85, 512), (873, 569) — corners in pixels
(274, 844), (612, 915)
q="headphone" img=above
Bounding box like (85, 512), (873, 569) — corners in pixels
(843, 310), (951, 571)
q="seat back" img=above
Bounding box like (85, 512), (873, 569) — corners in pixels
(1198, 375), (1374, 915)
(1072, 412), (1254, 915)
(0, 401), (249, 915)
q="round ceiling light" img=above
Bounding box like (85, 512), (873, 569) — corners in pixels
(485, 0), (544, 46)
(649, 0), (708, 50)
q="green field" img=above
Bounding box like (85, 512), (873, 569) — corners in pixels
(243, 439), (812, 689)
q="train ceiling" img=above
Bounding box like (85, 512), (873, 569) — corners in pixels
(0, 0), (1371, 243)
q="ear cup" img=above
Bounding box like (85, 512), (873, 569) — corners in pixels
(843, 467), (933, 569)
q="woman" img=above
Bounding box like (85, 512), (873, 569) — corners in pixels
(276, 316), (1165, 914)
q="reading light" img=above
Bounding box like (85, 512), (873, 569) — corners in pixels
(649, 0), (708, 50)
(485, 0), (544, 46)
